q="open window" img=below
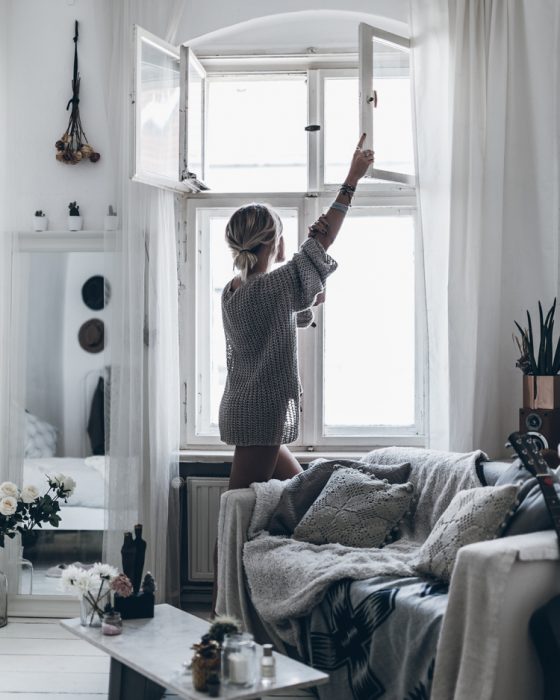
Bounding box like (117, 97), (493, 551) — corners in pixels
(132, 26), (207, 192)
(359, 23), (414, 186)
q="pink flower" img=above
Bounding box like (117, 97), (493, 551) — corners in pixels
(111, 573), (133, 598)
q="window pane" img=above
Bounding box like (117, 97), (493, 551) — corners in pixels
(198, 209), (299, 435)
(372, 42), (414, 176)
(138, 37), (180, 181)
(206, 77), (307, 192)
(187, 54), (204, 180)
(324, 77), (359, 184)
(323, 213), (415, 429)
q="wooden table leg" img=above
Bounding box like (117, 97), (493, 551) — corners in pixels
(108, 657), (166, 700)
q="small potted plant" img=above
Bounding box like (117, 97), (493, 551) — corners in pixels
(514, 299), (560, 408)
(68, 202), (83, 231)
(33, 210), (48, 232)
(104, 205), (118, 232)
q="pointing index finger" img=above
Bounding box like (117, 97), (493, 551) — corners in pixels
(356, 133), (366, 150)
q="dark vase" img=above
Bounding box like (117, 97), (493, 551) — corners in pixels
(133, 524), (147, 594)
(120, 532), (136, 586)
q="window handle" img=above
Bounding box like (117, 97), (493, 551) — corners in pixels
(305, 124), (321, 131)
(367, 90), (378, 107)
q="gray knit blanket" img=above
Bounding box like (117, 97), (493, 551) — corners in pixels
(243, 447), (485, 649)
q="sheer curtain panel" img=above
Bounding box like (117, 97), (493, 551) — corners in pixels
(410, 0), (560, 456)
(98, 0), (184, 604)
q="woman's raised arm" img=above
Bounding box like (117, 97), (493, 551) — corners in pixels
(308, 133), (374, 251)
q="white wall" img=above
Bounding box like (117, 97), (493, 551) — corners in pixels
(177, 0), (409, 48)
(6, 0), (114, 231)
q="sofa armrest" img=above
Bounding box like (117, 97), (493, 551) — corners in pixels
(433, 531), (560, 700)
(216, 488), (256, 626)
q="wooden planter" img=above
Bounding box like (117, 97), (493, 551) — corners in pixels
(522, 375), (560, 409)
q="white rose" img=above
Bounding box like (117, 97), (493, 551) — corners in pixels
(0, 481), (19, 498)
(21, 484), (40, 504)
(0, 496), (18, 516)
(52, 473), (76, 497)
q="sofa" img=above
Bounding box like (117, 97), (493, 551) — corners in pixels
(216, 448), (560, 700)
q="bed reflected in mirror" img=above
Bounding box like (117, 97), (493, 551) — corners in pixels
(17, 249), (109, 595)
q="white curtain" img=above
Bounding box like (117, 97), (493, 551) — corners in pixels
(411, 0), (560, 456)
(98, 0), (184, 603)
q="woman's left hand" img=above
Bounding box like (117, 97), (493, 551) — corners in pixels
(313, 291), (326, 306)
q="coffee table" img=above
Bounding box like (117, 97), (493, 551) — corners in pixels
(61, 604), (328, 699)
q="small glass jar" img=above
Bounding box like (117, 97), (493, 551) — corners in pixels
(221, 632), (257, 687)
(101, 610), (123, 636)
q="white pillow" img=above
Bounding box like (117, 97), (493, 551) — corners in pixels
(414, 484), (520, 583)
(25, 412), (57, 458)
(84, 455), (106, 479)
(293, 467), (414, 548)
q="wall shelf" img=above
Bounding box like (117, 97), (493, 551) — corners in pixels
(14, 230), (118, 253)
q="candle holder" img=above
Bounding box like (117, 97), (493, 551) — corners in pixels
(221, 632), (257, 687)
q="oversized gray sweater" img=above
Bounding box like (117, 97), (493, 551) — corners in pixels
(219, 237), (338, 446)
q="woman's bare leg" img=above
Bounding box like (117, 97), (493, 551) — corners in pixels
(213, 445), (301, 615)
(228, 445), (281, 489)
(273, 445), (303, 480)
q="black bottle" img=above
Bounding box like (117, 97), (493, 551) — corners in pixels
(120, 531), (136, 588)
(133, 524), (147, 594)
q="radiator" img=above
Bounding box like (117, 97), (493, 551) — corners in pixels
(187, 477), (229, 581)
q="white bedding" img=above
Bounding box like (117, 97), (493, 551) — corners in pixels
(23, 457), (105, 531)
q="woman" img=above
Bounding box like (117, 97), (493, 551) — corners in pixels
(220, 134), (373, 489)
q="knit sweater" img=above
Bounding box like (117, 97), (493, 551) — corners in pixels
(219, 237), (338, 446)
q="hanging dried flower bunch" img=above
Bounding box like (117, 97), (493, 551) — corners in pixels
(55, 21), (100, 165)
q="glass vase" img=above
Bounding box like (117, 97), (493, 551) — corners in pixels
(18, 546), (33, 595)
(80, 595), (102, 627)
(0, 570), (7, 628)
(221, 633), (258, 687)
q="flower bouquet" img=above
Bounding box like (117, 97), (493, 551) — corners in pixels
(0, 473), (76, 548)
(61, 564), (133, 627)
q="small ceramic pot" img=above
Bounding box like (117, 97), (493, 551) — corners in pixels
(68, 215), (83, 231)
(104, 215), (118, 231)
(33, 216), (48, 232)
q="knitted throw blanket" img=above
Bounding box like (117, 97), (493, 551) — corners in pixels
(243, 447), (485, 647)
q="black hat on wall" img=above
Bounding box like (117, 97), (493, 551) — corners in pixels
(81, 275), (110, 310)
(78, 319), (105, 354)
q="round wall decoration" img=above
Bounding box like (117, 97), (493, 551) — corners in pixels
(81, 275), (110, 310)
(78, 319), (105, 354)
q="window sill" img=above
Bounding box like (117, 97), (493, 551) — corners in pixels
(179, 448), (374, 464)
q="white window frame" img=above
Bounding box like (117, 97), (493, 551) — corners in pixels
(177, 40), (424, 451)
(358, 22), (415, 185)
(131, 26), (207, 192)
(180, 190), (424, 451)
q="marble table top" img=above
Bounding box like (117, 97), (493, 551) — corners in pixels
(61, 604), (329, 699)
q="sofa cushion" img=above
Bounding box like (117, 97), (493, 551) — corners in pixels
(292, 467), (415, 548)
(495, 459), (560, 536)
(415, 484), (520, 583)
(268, 458), (412, 536)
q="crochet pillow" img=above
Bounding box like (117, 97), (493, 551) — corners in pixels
(293, 467), (414, 548)
(268, 458), (412, 536)
(25, 411), (57, 458)
(415, 484), (520, 583)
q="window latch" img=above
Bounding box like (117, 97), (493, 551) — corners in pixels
(305, 124), (321, 132)
(367, 90), (378, 107)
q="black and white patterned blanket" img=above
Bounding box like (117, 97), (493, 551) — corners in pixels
(299, 575), (448, 700)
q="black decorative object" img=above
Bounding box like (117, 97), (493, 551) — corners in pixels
(114, 525), (155, 620)
(81, 275), (108, 311)
(55, 21), (101, 165)
(78, 319), (105, 353)
(132, 524), (147, 594)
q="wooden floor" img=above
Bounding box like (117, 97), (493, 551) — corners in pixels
(0, 617), (314, 698)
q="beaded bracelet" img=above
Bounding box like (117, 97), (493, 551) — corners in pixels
(339, 183), (356, 199)
(330, 201), (349, 214)
(308, 214), (330, 238)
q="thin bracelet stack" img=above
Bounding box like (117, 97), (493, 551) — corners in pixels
(308, 181), (357, 238)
